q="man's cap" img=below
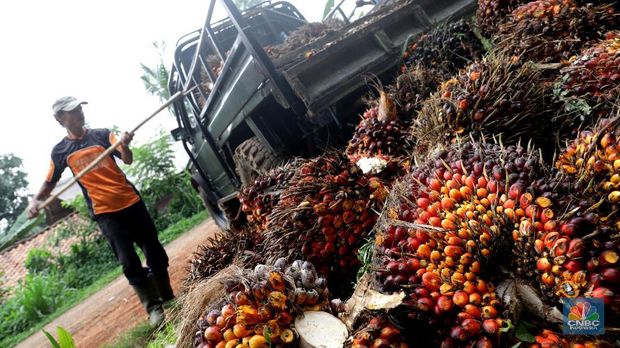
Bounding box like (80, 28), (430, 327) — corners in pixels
(52, 96), (88, 114)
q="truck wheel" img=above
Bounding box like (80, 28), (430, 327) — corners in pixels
(197, 186), (230, 230)
(234, 137), (283, 186)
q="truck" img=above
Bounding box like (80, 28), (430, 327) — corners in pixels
(167, 0), (476, 230)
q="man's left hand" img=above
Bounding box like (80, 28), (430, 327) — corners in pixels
(121, 131), (134, 146)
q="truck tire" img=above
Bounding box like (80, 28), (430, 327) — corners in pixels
(234, 137), (283, 186)
(197, 186), (230, 231)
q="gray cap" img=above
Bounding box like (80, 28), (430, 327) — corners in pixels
(52, 96), (87, 114)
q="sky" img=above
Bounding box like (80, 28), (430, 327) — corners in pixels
(0, 0), (325, 195)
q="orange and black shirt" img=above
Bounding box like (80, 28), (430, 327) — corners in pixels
(46, 128), (140, 216)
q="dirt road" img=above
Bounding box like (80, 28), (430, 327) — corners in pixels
(17, 218), (219, 348)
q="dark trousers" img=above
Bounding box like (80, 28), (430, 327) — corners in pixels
(95, 200), (169, 286)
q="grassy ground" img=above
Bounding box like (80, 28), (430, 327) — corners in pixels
(5, 211), (208, 348)
(104, 318), (178, 348)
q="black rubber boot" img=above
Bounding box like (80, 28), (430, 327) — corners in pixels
(131, 277), (165, 326)
(153, 271), (175, 303)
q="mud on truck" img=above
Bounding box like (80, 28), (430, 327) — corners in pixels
(168, 0), (476, 230)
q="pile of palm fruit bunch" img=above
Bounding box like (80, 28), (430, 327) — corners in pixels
(349, 315), (409, 348)
(345, 90), (412, 176)
(194, 259), (329, 347)
(238, 163), (297, 233)
(402, 19), (485, 75)
(546, 118), (620, 319)
(554, 31), (620, 125)
(395, 19), (486, 118)
(185, 227), (263, 289)
(265, 21), (343, 63)
(476, 0), (528, 37)
(371, 139), (547, 347)
(495, 0), (618, 64)
(262, 152), (389, 280)
(411, 53), (555, 157)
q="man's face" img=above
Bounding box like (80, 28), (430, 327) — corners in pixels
(57, 106), (85, 128)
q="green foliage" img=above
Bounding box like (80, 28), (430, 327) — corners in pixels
(43, 326), (76, 348)
(104, 320), (178, 348)
(25, 248), (55, 274)
(15, 273), (65, 323)
(0, 154), (30, 233)
(140, 41), (170, 103)
(124, 131), (176, 187)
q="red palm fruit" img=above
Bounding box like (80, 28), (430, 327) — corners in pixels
(417, 297), (434, 312)
(422, 272), (442, 291)
(452, 291), (469, 307)
(461, 318), (482, 335)
(476, 336), (493, 348)
(417, 197), (431, 209)
(464, 304), (481, 318)
(481, 306), (498, 319)
(437, 295), (454, 312)
(379, 326), (400, 340)
(601, 268), (620, 285)
(456, 312), (474, 323)
(469, 293), (482, 306)
(566, 238), (585, 259)
(551, 238), (569, 257)
(482, 319), (500, 335)
(563, 260), (582, 273)
(590, 287), (613, 304)
(371, 338), (391, 348)
(537, 257), (552, 272)
(450, 326), (468, 341)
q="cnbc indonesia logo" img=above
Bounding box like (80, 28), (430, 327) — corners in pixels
(563, 298), (604, 335)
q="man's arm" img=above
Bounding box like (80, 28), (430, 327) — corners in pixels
(27, 181), (57, 218)
(118, 131), (134, 165)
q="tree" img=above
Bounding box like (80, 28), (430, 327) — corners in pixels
(0, 154), (29, 231)
(232, 0), (263, 10)
(140, 41), (170, 103)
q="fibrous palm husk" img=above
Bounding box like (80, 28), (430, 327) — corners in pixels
(411, 53), (554, 158)
(496, 0), (618, 63)
(402, 19), (485, 74)
(265, 20), (344, 63)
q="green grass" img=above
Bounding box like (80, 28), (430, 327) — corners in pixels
(4, 211), (208, 348)
(104, 320), (178, 348)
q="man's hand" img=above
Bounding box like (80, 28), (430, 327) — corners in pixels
(121, 131), (134, 147)
(27, 200), (43, 219)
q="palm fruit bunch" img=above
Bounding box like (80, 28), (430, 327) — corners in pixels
(411, 54), (552, 157)
(263, 152), (388, 278)
(476, 0), (528, 37)
(350, 315), (408, 348)
(496, 0), (618, 63)
(555, 32), (620, 122)
(238, 163), (296, 233)
(186, 228), (262, 288)
(346, 91), (412, 175)
(390, 66), (450, 117)
(402, 19), (484, 74)
(373, 140), (549, 347)
(194, 259), (329, 348)
(546, 119), (620, 315)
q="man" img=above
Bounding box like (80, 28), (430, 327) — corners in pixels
(28, 96), (173, 326)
